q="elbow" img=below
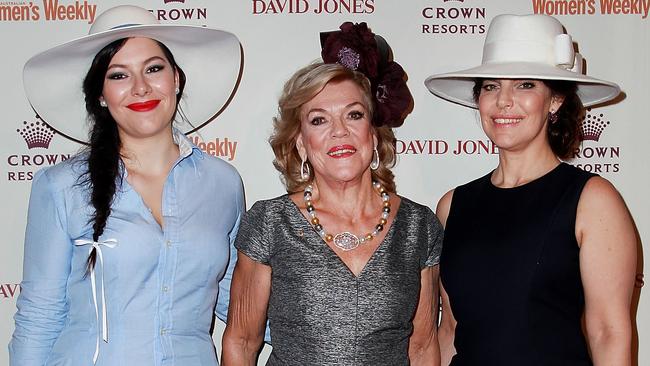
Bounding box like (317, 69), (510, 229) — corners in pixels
(221, 328), (264, 364)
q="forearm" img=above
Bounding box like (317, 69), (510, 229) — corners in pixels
(438, 323), (456, 366)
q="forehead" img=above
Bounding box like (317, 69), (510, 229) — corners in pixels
(302, 79), (367, 111)
(110, 37), (167, 63)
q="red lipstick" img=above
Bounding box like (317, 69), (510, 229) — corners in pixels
(127, 100), (160, 112)
(327, 145), (356, 158)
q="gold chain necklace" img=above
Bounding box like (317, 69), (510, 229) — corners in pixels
(303, 182), (390, 251)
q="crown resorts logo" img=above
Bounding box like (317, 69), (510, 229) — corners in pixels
(151, 0), (206, 22)
(580, 110), (610, 141)
(531, 0), (649, 18)
(570, 108), (621, 174)
(421, 0), (487, 35)
(251, 0), (375, 14)
(17, 120), (56, 149)
(0, 0), (97, 23)
(6, 116), (70, 182)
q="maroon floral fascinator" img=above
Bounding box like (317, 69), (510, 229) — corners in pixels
(320, 22), (413, 128)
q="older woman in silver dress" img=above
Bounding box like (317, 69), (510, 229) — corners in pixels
(222, 23), (443, 365)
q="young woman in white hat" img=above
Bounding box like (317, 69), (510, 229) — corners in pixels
(10, 5), (243, 365)
(426, 14), (636, 365)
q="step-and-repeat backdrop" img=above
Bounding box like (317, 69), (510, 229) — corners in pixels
(1, 0), (647, 364)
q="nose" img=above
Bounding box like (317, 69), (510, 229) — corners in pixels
(496, 86), (513, 109)
(131, 75), (152, 97)
(331, 117), (350, 138)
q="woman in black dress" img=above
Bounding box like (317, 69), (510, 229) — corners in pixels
(425, 14), (636, 365)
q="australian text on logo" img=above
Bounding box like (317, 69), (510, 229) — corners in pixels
(0, 284), (20, 299)
(421, 1), (487, 34)
(0, 0), (97, 23)
(532, 0), (649, 18)
(189, 136), (237, 161)
(252, 0), (374, 14)
(396, 139), (498, 155)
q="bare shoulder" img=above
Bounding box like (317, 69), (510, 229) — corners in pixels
(578, 176), (626, 212)
(576, 176), (634, 245)
(435, 188), (456, 228)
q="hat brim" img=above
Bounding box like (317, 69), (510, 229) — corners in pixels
(23, 24), (241, 143)
(424, 62), (620, 109)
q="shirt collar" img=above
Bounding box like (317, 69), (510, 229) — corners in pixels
(172, 127), (202, 159)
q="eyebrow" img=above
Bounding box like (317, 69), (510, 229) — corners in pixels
(306, 101), (366, 115)
(106, 56), (167, 70)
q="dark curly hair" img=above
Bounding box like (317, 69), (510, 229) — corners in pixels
(80, 38), (186, 271)
(473, 78), (582, 159)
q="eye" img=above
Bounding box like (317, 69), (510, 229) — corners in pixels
(481, 82), (498, 92)
(518, 81), (536, 89)
(146, 64), (165, 73)
(309, 116), (326, 126)
(106, 72), (127, 80)
(348, 110), (365, 120)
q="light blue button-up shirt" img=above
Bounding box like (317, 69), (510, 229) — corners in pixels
(9, 130), (243, 366)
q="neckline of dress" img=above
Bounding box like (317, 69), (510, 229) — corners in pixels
(284, 194), (405, 278)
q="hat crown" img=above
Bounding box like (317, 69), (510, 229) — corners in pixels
(482, 14), (579, 72)
(89, 5), (159, 35)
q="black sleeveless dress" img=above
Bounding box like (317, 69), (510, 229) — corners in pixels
(440, 163), (596, 366)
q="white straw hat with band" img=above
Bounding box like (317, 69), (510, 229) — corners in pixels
(23, 5), (242, 143)
(424, 14), (620, 108)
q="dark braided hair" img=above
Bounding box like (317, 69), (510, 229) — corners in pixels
(472, 78), (582, 160)
(80, 38), (186, 272)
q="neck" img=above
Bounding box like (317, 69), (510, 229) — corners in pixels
(119, 127), (180, 176)
(309, 171), (380, 218)
(492, 146), (560, 188)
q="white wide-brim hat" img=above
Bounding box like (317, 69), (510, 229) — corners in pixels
(23, 5), (242, 143)
(424, 14), (620, 108)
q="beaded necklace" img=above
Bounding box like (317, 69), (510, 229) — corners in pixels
(303, 182), (390, 251)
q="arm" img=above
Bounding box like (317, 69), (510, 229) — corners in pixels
(221, 252), (271, 366)
(435, 189), (457, 366)
(409, 266), (440, 366)
(9, 170), (72, 366)
(215, 179), (245, 324)
(576, 177), (636, 366)
(438, 281), (457, 366)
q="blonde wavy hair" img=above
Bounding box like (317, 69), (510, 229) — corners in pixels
(270, 62), (397, 194)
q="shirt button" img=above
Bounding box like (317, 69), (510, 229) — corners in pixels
(160, 328), (167, 335)
(162, 286), (169, 292)
(165, 240), (172, 248)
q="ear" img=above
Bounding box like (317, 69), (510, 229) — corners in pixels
(372, 133), (378, 149)
(550, 94), (565, 114)
(174, 69), (180, 91)
(296, 132), (307, 160)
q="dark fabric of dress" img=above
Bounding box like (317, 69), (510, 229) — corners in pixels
(235, 195), (443, 366)
(441, 163), (596, 366)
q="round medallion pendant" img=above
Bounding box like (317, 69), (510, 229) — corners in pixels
(333, 232), (360, 251)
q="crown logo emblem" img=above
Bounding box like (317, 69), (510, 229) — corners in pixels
(580, 109), (610, 142)
(17, 117), (56, 149)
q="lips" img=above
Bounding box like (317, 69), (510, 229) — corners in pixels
(127, 100), (160, 112)
(492, 116), (523, 126)
(327, 145), (356, 158)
